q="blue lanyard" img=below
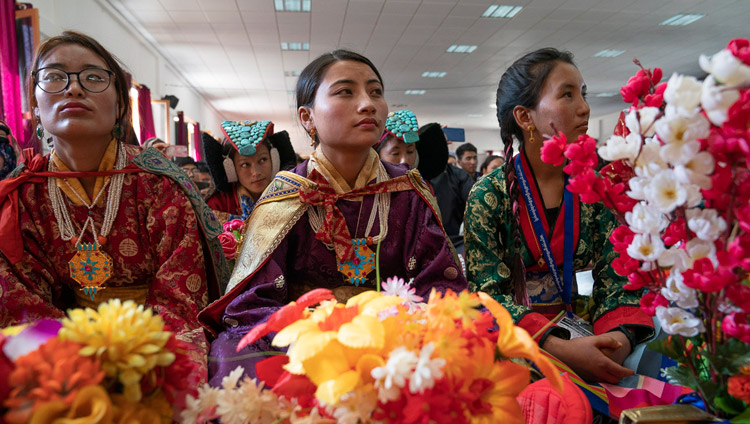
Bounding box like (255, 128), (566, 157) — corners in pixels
(514, 154), (575, 316)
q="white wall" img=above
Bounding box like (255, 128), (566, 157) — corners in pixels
(31, 0), (223, 142)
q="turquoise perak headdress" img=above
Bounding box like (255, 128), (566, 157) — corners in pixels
(220, 120), (274, 156)
(381, 109), (419, 143)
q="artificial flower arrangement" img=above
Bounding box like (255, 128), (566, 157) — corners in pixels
(218, 219), (245, 269)
(180, 277), (563, 424)
(0, 299), (200, 423)
(540, 38), (750, 418)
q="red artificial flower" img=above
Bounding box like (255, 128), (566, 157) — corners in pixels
(567, 168), (603, 204)
(682, 258), (737, 293)
(401, 380), (467, 424)
(722, 313), (750, 344)
(728, 38), (750, 65)
(604, 180), (638, 215)
(563, 135), (599, 175)
(663, 218), (688, 247)
(725, 90), (750, 134)
(728, 234), (750, 271)
(702, 161), (732, 210)
(218, 231), (238, 261)
(643, 82), (667, 108)
(540, 132), (567, 167)
(729, 374), (750, 403)
(640, 290), (669, 316)
(725, 282), (750, 313)
(610, 225), (635, 253)
(613, 111), (629, 137)
(223, 219), (245, 233)
(620, 68), (663, 106)
(624, 270), (652, 291)
(612, 255), (640, 277)
(142, 333), (200, 409)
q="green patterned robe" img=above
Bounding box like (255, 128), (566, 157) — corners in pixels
(464, 168), (653, 343)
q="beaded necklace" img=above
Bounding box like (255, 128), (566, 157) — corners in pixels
(48, 144), (126, 299)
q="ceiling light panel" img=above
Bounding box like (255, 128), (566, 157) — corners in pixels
(482, 5), (522, 19)
(281, 42), (310, 51)
(405, 90), (425, 95)
(660, 14), (704, 26)
(446, 45), (477, 53)
(421, 72), (446, 78)
(593, 49), (625, 58)
(275, 0), (311, 12)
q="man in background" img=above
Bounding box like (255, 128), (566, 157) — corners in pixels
(456, 143), (479, 181)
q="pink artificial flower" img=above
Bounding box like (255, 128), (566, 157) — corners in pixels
(663, 218), (688, 247)
(217, 231), (238, 261)
(223, 219), (245, 233)
(567, 168), (603, 204)
(563, 135), (599, 175)
(725, 90), (750, 134)
(541, 131), (567, 167)
(624, 270), (655, 291)
(682, 257), (737, 293)
(726, 282), (750, 313)
(728, 38), (750, 65)
(722, 313), (750, 343)
(610, 225), (635, 254)
(643, 82), (667, 108)
(702, 162), (732, 210)
(620, 68), (663, 106)
(641, 290), (669, 316)
(612, 255), (640, 277)
(728, 234), (750, 270)
(605, 180), (638, 215)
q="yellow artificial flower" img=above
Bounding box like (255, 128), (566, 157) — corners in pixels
(29, 385), (114, 424)
(57, 299), (175, 402)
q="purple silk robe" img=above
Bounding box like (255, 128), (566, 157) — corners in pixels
(204, 160), (467, 385)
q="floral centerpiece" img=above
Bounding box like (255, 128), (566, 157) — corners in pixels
(181, 278), (563, 423)
(0, 299), (199, 423)
(540, 38), (750, 418)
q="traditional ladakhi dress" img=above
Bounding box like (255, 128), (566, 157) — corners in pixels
(200, 148), (467, 385)
(464, 153), (654, 348)
(206, 184), (257, 223)
(0, 142), (229, 380)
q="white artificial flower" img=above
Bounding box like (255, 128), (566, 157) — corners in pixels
(673, 151), (714, 189)
(701, 75), (741, 126)
(656, 306), (705, 337)
(598, 133), (642, 163)
(658, 246), (690, 273)
(686, 238), (718, 266)
(409, 343), (446, 394)
(627, 176), (648, 201)
(633, 137), (667, 178)
(221, 366), (245, 391)
(382, 277), (423, 303)
(700, 49), (750, 87)
(626, 201), (669, 234)
(332, 388), (378, 424)
(180, 384), (221, 424)
(661, 270), (699, 309)
(663, 73), (703, 114)
(627, 233), (666, 262)
(644, 169), (688, 214)
(625, 107), (661, 137)
(655, 112), (710, 163)
(371, 347), (418, 391)
(687, 208), (727, 242)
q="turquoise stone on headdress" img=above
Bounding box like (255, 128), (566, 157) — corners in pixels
(220, 120), (274, 156)
(384, 109), (419, 143)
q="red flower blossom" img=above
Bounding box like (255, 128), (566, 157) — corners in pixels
(401, 380), (467, 424)
(141, 334), (200, 409)
(540, 132), (567, 167)
(725, 90), (750, 133)
(722, 313), (750, 344)
(567, 168), (603, 204)
(728, 38), (750, 65)
(612, 255), (639, 277)
(702, 161), (732, 210)
(563, 135), (598, 175)
(620, 68), (663, 106)
(725, 282), (750, 313)
(624, 270), (653, 291)
(217, 231), (238, 261)
(610, 225), (635, 253)
(663, 218), (687, 247)
(682, 258), (736, 293)
(729, 374), (750, 403)
(222, 218), (245, 233)
(643, 82), (667, 108)
(640, 291), (669, 316)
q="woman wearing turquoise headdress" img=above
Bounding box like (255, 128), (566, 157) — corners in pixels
(203, 121), (296, 223)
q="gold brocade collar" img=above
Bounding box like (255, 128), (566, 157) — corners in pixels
(309, 146), (380, 194)
(237, 184), (257, 203)
(50, 139), (118, 207)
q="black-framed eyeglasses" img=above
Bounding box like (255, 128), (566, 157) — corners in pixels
(32, 66), (114, 94)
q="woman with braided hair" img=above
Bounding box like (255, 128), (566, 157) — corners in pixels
(464, 48), (654, 384)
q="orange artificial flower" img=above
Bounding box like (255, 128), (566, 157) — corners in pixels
(3, 338), (105, 424)
(729, 374), (750, 403)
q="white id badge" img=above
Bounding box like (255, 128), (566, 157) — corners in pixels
(556, 316), (594, 339)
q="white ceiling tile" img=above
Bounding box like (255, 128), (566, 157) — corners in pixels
(382, 1), (420, 15)
(205, 11), (244, 24)
(347, 0), (385, 15)
(159, 0), (201, 11)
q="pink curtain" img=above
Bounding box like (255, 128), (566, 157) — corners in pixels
(0, 0), (23, 145)
(193, 122), (202, 160)
(136, 84), (155, 144)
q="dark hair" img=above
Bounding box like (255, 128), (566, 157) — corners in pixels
(296, 49), (384, 146)
(496, 47), (576, 306)
(28, 31), (131, 143)
(480, 155), (502, 174)
(455, 143), (477, 160)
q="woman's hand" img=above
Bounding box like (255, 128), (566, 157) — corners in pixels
(599, 330), (632, 365)
(542, 334), (634, 384)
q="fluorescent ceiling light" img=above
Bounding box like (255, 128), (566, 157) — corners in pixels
(446, 45), (477, 53)
(593, 49), (625, 58)
(660, 14), (704, 26)
(421, 72), (446, 78)
(595, 92), (618, 97)
(281, 42), (309, 51)
(275, 0), (311, 12)
(405, 90), (425, 95)
(482, 5), (522, 18)
(284, 70), (301, 77)
(467, 113), (483, 118)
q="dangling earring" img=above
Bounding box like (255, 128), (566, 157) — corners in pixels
(309, 127), (317, 147)
(36, 122), (45, 140)
(113, 122), (122, 140)
(527, 124), (535, 144)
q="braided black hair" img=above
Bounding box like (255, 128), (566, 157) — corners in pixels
(495, 47), (575, 306)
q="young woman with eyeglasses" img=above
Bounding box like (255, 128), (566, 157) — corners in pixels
(0, 31), (228, 386)
(199, 50), (466, 385)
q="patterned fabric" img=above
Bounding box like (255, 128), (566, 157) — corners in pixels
(0, 144), (229, 383)
(464, 166), (653, 342)
(206, 185), (257, 225)
(299, 169), (415, 263)
(0, 141), (17, 180)
(201, 160), (467, 386)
